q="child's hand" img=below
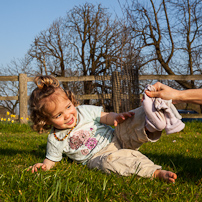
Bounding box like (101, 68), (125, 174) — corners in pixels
(114, 112), (135, 126)
(27, 158), (55, 173)
(27, 163), (48, 173)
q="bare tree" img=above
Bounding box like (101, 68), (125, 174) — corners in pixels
(65, 3), (130, 103)
(168, 0), (202, 88)
(0, 55), (35, 114)
(28, 3), (134, 105)
(28, 18), (70, 77)
(125, 0), (202, 90)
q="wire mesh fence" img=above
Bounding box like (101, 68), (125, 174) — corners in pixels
(111, 67), (140, 113)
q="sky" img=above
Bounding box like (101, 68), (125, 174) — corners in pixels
(0, 0), (122, 68)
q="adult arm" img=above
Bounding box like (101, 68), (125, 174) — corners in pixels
(145, 82), (202, 105)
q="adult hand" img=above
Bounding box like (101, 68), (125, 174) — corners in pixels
(145, 82), (180, 104)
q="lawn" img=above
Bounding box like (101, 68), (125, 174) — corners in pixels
(0, 121), (202, 201)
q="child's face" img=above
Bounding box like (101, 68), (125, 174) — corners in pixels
(45, 92), (77, 130)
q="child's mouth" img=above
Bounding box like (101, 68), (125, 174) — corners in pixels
(66, 118), (74, 125)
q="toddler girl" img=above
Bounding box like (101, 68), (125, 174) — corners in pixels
(28, 75), (184, 183)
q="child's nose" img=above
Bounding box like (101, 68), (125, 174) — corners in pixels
(64, 113), (70, 119)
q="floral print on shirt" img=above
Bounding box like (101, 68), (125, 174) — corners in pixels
(85, 138), (98, 150)
(69, 136), (83, 150)
(69, 129), (98, 155)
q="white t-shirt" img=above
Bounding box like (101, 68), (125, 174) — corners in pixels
(46, 105), (114, 164)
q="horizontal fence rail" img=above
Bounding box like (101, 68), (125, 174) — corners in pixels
(1, 74), (202, 123)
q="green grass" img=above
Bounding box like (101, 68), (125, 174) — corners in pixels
(0, 121), (202, 201)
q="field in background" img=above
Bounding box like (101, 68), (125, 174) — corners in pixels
(0, 121), (202, 201)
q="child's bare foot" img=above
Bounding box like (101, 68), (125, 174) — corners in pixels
(153, 170), (177, 183)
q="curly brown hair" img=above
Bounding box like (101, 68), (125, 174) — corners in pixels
(29, 75), (79, 133)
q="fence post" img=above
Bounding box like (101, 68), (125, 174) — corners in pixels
(130, 67), (140, 109)
(112, 71), (120, 113)
(19, 74), (28, 124)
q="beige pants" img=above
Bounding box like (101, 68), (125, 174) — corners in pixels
(87, 106), (162, 178)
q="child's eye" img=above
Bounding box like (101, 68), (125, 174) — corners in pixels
(67, 105), (71, 109)
(56, 114), (61, 118)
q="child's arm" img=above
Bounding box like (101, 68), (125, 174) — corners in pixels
(100, 111), (134, 126)
(27, 158), (56, 173)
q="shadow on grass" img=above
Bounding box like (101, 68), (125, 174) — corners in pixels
(1, 143), (201, 183)
(143, 152), (202, 182)
(0, 144), (47, 159)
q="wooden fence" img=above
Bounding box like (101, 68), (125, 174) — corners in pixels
(1, 73), (202, 123)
